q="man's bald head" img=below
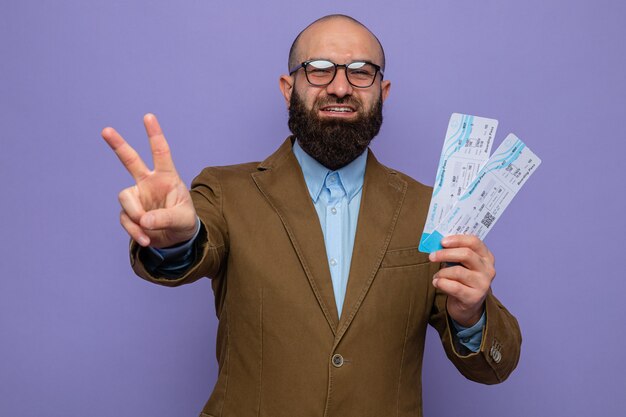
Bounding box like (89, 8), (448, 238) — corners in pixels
(288, 15), (386, 72)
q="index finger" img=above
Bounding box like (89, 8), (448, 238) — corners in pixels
(441, 235), (493, 260)
(101, 126), (150, 182)
(143, 113), (177, 173)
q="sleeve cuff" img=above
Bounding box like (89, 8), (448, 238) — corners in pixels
(451, 311), (486, 353)
(142, 217), (201, 277)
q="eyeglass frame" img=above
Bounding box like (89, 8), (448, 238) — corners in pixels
(288, 59), (384, 88)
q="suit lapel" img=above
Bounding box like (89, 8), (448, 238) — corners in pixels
(336, 151), (407, 341)
(252, 138), (339, 334)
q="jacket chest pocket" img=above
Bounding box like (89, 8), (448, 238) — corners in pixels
(380, 247), (431, 269)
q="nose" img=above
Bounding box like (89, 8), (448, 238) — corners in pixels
(325, 67), (353, 98)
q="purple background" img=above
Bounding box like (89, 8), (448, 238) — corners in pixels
(1, 1), (625, 416)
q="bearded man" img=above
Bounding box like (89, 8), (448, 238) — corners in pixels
(102, 14), (521, 417)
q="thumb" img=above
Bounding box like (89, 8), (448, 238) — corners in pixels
(140, 206), (196, 234)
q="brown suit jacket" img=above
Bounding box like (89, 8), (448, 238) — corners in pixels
(130, 138), (521, 417)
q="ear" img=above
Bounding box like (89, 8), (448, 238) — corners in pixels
(380, 79), (391, 102)
(279, 75), (294, 108)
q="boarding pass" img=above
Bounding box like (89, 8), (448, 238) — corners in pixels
(419, 113), (498, 249)
(419, 117), (542, 253)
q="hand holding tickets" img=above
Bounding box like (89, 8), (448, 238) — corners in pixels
(422, 113), (542, 327)
(101, 114), (198, 249)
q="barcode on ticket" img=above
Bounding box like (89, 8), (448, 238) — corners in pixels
(481, 212), (495, 228)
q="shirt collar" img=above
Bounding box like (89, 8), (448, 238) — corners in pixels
(293, 139), (367, 203)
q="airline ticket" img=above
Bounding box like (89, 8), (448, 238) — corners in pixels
(419, 133), (542, 253)
(419, 113), (498, 251)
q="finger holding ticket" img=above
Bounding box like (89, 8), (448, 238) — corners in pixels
(429, 235), (496, 327)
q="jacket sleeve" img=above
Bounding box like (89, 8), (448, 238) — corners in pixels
(428, 274), (522, 384)
(129, 167), (229, 287)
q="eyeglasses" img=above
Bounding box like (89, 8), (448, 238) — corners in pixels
(289, 59), (383, 88)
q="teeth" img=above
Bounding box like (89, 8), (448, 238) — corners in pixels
(325, 107), (353, 112)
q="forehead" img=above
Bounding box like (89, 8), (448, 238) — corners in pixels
(296, 19), (382, 65)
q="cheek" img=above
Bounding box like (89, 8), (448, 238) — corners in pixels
(357, 92), (378, 111)
(305, 95), (318, 110)
(296, 88), (320, 110)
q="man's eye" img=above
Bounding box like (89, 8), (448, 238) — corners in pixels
(309, 68), (332, 74)
(349, 70), (373, 78)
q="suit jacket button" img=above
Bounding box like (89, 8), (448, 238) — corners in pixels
(489, 339), (503, 363)
(490, 345), (502, 363)
(331, 354), (344, 368)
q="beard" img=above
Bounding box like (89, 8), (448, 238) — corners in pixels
(288, 89), (383, 171)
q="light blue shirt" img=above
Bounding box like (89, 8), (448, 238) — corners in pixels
(148, 140), (485, 352)
(292, 140), (366, 317)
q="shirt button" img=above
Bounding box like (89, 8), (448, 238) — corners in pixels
(328, 175), (336, 184)
(331, 354), (344, 368)
(329, 258), (337, 266)
(331, 207), (337, 215)
(462, 337), (470, 343)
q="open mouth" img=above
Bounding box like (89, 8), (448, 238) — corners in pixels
(319, 105), (357, 116)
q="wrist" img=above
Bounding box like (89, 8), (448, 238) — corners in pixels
(448, 301), (485, 328)
(161, 216), (201, 249)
